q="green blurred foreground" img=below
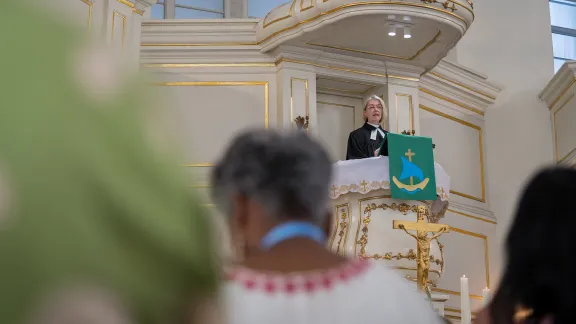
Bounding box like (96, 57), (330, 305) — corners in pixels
(0, 2), (218, 323)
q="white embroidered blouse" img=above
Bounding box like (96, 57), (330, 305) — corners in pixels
(223, 259), (442, 324)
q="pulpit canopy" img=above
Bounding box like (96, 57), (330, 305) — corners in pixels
(256, 0), (475, 70)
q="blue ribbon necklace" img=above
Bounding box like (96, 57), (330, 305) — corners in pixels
(260, 221), (326, 250)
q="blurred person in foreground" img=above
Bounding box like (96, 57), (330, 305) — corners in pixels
(211, 129), (441, 324)
(0, 1), (218, 323)
(476, 167), (576, 324)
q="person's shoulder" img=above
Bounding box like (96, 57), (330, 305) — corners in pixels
(348, 125), (366, 137)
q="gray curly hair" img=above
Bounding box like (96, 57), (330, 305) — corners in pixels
(210, 129), (332, 224)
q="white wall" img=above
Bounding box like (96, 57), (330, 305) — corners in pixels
(454, 0), (555, 279)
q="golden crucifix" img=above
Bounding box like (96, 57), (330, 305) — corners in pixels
(393, 206), (449, 292)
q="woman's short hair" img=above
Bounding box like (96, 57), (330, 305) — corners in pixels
(489, 166), (576, 323)
(363, 95), (387, 124)
(210, 129), (332, 225)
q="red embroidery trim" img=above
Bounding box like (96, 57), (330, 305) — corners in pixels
(226, 259), (370, 294)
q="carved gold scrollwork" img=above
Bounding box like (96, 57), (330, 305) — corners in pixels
(336, 209), (348, 255)
(421, 0), (464, 12)
(357, 203), (420, 258)
(358, 215), (371, 257)
(329, 204), (350, 255)
(442, 1), (457, 11)
(366, 249), (417, 261)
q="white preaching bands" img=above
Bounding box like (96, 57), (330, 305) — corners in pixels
(368, 123), (386, 141)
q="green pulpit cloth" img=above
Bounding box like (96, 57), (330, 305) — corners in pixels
(0, 2), (217, 324)
(387, 133), (437, 200)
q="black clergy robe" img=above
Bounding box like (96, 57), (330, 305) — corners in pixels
(346, 123), (389, 160)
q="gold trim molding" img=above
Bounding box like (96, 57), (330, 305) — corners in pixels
(300, 0), (314, 11)
(307, 31), (441, 61)
(153, 81), (269, 167)
(395, 93), (414, 132)
(184, 163), (214, 167)
(451, 226), (490, 287)
(549, 77), (576, 110)
(144, 63), (276, 68)
(317, 86), (365, 95)
(290, 78), (310, 130)
(353, 195), (431, 255)
(553, 93), (575, 163)
(357, 202), (421, 258)
(278, 58), (387, 77)
(428, 72), (496, 100)
(117, 0), (145, 15)
(316, 77), (377, 96)
(142, 60), (417, 82)
(80, 0), (93, 28)
(419, 87), (484, 116)
(261, 1), (469, 33)
(141, 42), (259, 47)
(263, 0), (296, 28)
(317, 101), (356, 128)
(112, 11), (127, 50)
(448, 209), (496, 224)
(317, 77), (377, 88)
(419, 105), (486, 202)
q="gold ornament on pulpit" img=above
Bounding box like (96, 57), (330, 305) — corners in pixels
(393, 206), (450, 292)
(294, 116), (309, 132)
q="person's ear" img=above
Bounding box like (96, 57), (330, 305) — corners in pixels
(322, 210), (333, 238)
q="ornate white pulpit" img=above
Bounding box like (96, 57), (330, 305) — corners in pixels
(328, 156), (451, 315)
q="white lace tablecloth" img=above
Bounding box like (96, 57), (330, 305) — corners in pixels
(330, 157), (451, 200)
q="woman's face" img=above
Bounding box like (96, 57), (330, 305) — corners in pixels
(363, 99), (383, 124)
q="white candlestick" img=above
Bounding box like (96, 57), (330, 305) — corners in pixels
(460, 275), (471, 324)
(482, 287), (491, 307)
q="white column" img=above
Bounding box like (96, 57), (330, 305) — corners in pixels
(30, 0), (153, 72)
(226, 0), (247, 18)
(276, 67), (317, 133)
(104, 0), (155, 71)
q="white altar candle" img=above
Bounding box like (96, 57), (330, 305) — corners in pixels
(460, 275), (471, 324)
(482, 287), (491, 306)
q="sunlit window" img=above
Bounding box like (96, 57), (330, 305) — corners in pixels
(150, 0), (224, 19)
(550, 0), (576, 72)
(150, 1), (165, 19)
(248, 0), (289, 18)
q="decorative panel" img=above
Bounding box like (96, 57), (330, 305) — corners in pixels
(317, 94), (362, 162)
(419, 105), (485, 202)
(153, 81), (269, 166)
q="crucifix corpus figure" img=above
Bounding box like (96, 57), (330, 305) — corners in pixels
(393, 206), (450, 292)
